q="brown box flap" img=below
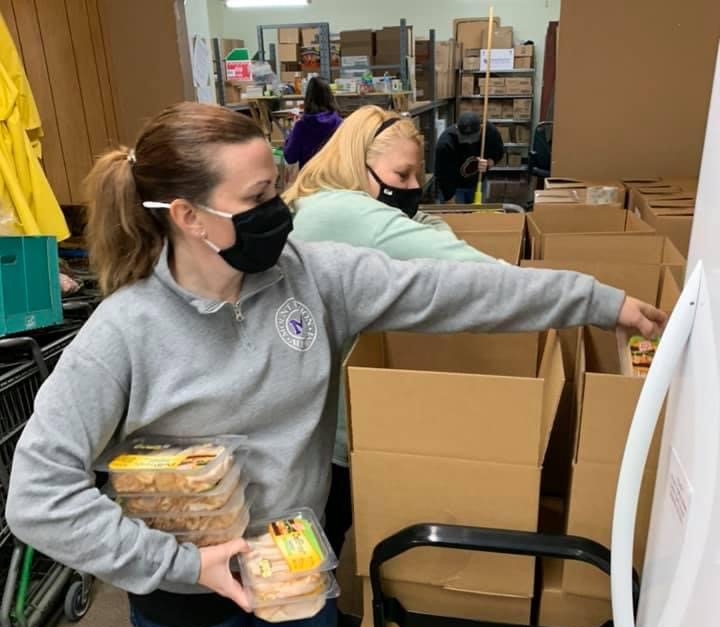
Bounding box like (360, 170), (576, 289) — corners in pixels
(457, 231), (523, 265)
(433, 211), (525, 232)
(541, 233), (664, 264)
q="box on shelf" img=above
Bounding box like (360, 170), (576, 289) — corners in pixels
(514, 56), (533, 69)
(463, 49), (481, 71)
(478, 77), (506, 96)
(515, 125), (531, 144)
(505, 77), (533, 95)
(461, 75), (475, 97)
(347, 329), (565, 598)
(501, 101), (515, 118)
(508, 154), (523, 167)
(277, 28), (300, 44)
(375, 25), (414, 66)
(514, 44), (534, 58)
(340, 29), (374, 59)
(498, 126), (511, 143)
(513, 98), (532, 120)
(480, 48), (515, 71)
(278, 43), (299, 63)
(482, 26), (513, 49)
(360, 577), (531, 627)
(454, 17), (502, 51)
(421, 211), (525, 264)
(539, 560), (611, 627)
(486, 101), (503, 118)
(300, 46), (320, 71)
(301, 27), (319, 46)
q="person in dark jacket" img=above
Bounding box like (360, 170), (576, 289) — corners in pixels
(284, 77), (343, 169)
(434, 112), (505, 203)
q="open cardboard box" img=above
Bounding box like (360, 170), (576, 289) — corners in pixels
(533, 189), (624, 208)
(544, 177), (627, 206)
(346, 330), (564, 597)
(561, 325), (664, 600)
(634, 194), (695, 257)
(527, 207), (654, 259)
(421, 210), (525, 264)
(539, 559), (611, 627)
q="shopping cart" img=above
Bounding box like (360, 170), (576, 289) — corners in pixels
(369, 523), (640, 627)
(0, 336), (92, 626)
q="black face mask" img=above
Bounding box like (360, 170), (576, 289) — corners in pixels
(368, 167), (422, 219)
(203, 195), (293, 273)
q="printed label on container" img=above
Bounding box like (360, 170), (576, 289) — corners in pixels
(109, 454), (185, 471)
(108, 442), (223, 471)
(269, 518), (323, 573)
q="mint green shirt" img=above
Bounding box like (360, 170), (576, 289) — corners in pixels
(291, 189), (500, 466)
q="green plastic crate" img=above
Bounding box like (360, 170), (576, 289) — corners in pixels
(0, 236), (62, 336)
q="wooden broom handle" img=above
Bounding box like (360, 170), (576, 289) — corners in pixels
(480, 7), (494, 159)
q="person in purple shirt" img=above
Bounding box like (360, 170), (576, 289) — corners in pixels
(284, 77), (343, 169)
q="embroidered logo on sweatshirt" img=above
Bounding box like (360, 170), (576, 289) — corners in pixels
(275, 298), (317, 352)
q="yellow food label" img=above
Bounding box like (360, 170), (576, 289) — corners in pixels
(109, 454), (185, 471)
(269, 518), (323, 573)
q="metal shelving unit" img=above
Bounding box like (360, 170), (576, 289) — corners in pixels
(257, 22), (332, 80)
(462, 68), (536, 75)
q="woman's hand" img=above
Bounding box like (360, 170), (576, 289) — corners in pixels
(617, 296), (667, 339)
(198, 538), (251, 611)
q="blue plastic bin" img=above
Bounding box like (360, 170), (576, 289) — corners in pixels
(0, 236), (62, 336)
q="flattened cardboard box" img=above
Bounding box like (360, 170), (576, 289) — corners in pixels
(527, 207), (654, 259)
(539, 560), (611, 627)
(454, 17), (501, 50)
(346, 330), (564, 596)
(360, 577), (531, 627)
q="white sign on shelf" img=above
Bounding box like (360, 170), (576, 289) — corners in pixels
(480, 49), (515, 72)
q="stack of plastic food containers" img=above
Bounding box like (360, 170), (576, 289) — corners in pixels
(104, 435), (250, 547)
(238, 508), (340, 623)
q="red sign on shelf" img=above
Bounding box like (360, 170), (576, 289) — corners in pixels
(226, 60), (252, 81)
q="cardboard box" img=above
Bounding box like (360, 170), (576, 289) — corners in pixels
(498, 126), (511, 143)
(508, 154), (523, 167)
(514, 56), (533, 69)
(277, 28), (299, 44)
(514, 44), (534, 58)
(545, 177), (627, 206)
(360, 577), (532, 627)
(301, 27), (319, 46)
(340, 29), (374, 59)
(485, 101), (503, 119)
(539, 560), (611, 627)
(505, 77), (533, 95)
(427, 211), (525, 264)
(463, 50), (481, 71)
(513, 98), (532, 120)
(526, 207), (655, 259)
(454, 17), (501, 50)
(636, 194), (695, 257)
(278, 43), (299, 63)
(477, 77), (506, 96)
(482, 26), (513, 49)
(347, 330), (565, 597)
(515, 125), (530, 144)
(300, 46), (320, 71)
(461, 76), (475, 97)
(501, 101), (515, 119)
(375, 26), (414, 66)
(534, 189), (623, 208)
(563, 459), (657, 599)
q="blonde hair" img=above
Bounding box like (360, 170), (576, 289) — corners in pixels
(283, 105), (422, 207)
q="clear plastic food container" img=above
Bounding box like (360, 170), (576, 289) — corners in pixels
(101, 435), (247, 495)
(174, 502), (251, 548)
(112, 456), (244, 514)
(130, 480), (249, 532)
(238, 508), (338, 587)
(250, 572), (340, 623)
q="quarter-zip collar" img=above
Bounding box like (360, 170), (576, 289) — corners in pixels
(152, 241), (284, 316)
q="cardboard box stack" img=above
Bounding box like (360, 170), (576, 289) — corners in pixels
(277, 28), (302, 81)
(374, 25), (414, 66)
(347, 327), (565, 625)
(514, 44), (534, 69)
(626, 178), (698, 257)
(340, 29), (374, 64)
(415, 40), (461, 100)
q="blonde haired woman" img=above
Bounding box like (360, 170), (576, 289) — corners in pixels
(286, 105), (502, 560)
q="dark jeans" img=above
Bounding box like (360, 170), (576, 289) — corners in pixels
(129, 599), (337, 627)
(324, 464), (353, 558)
(436, 188), (475, 204)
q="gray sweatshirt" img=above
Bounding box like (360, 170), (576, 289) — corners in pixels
(7, 238), (624, 596)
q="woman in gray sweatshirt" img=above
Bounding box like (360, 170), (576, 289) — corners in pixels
(6, 102), (665, 627)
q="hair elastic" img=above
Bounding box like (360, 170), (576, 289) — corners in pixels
(127, 149), (137, 165)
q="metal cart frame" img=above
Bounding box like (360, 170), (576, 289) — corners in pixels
(370, 523), (640, 627)
(0, 336), (92, 626)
